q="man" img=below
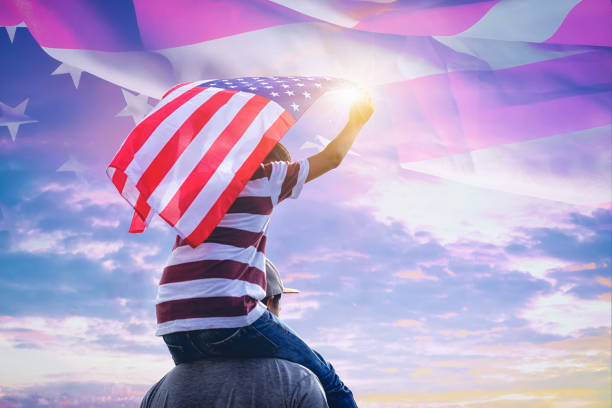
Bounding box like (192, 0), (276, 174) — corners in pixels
(140, 259), (329, 408)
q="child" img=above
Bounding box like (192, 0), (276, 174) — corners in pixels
(156, 91), (374, 408)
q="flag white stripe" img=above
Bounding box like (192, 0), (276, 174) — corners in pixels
(457, 0), (581, 42)
(175, 99), (285, 236)
(44, 22), (434, 100)
(151, 80), (208, 112)
(156, 278), (266, 304)
(166, 242), (265, 267)
(148, 91), (250, 212)
(124, 87), (220, 185)
(155, 303), (266, 336)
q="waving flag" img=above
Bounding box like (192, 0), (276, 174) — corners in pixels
(3, 0), (610, 212)
(107, 76), (350, 246)
(2, 0), (611, 207)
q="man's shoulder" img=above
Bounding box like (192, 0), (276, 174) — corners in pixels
(141, 358), (328, 408)
(175, 357), (317, 381)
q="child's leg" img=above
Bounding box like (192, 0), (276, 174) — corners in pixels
(163, 311), (358, 408)
(205, 311), (357, 408)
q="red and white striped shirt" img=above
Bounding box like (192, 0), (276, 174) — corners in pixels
(155, 159), (309, 335)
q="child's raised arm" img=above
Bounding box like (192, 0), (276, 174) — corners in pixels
(306, 91), (374, 183)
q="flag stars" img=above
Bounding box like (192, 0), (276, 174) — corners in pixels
(270, 91), (279, 97)
(302, 91), (311, 99)
(3, 22), (26, 43)
(281, 84), (290, 88)
(249, 87), (257, 90)
(291, 102), (300, 112)
(285, 90), (294, 96)
(116, 89), (154, 124)
(0, 98), (37, 142)
(57, 155), (88, 182)
(296, 83), (304, 87)
(314, 83), (322, 88)
(51, 63), (84, 89)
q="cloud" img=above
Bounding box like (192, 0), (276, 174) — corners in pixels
(287, 249), (369, 265)
(12, 228), (124, 260)
(569, 262), (597, 272)
(282, 272), (319, 284)
(521, 292), (611, 336)
(411, 367), (432, 378)
(280, 297), (320, 321)
(355, 388), (608, 408)
(546, 262), (611, 300)
(0, 315), (172, 388)
(0, 381), (151, 408)
(506, 209), (611, 265)
(382, 319), (424, 328)
(394, 269), (438, 281)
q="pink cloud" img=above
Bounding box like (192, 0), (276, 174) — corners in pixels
(394, 269), (438, 281)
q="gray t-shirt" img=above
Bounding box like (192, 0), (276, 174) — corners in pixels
(140, 358), (328, 408)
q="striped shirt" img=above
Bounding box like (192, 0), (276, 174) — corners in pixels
(155, 159), (309, 335)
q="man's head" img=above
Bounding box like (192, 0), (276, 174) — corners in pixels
(262, 258), (299, 316)
(263, 143), (291, 163)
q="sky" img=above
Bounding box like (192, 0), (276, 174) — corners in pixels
(0, 1), (611, 407)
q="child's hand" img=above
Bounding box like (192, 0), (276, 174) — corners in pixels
(349, 90), (374, 128)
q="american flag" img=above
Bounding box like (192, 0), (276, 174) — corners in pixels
(4, 0), (610, 209)
(107, 76), (350, 247)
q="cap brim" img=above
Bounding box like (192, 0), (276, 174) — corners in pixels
(283, 288), (300, 294)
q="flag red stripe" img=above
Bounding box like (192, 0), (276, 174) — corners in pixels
(129, 210), (147, 233)
(110, 86), (206, 171)
(159, 94), (271, 226)
(160, 259), (265, 286)
(130, 194), (151, 232)
(184, 110), (295, 246)
(111, 169), (128, 193)
(156, 296), (259, 323)
(162, 81), (195, 99)
(135, 89), (238, 198)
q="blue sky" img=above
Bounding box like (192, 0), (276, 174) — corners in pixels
(0, 14), (610, 408)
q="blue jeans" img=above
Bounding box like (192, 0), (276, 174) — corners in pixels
(163, 310), (358, 408)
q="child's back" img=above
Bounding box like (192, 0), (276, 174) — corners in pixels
(156, 159), (309, 335)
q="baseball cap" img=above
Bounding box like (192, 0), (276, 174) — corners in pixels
(265, 258), (300, 297)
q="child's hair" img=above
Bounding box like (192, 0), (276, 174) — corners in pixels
(263, 142), (291, 163)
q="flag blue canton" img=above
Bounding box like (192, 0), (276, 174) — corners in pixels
(199, 76), (350, 120)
